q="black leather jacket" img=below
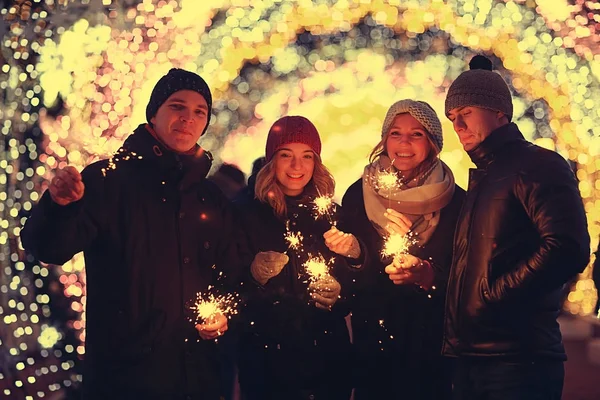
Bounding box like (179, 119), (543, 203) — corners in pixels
(442, 123), (590, 360)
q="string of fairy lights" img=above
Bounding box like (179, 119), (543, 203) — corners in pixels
(1, 0), (599, 397)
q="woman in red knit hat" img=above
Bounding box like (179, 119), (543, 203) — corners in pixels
(234, 115), (362, 400)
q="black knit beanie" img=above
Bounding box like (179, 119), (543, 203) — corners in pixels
(445, 55), (513, 121)
(146, 68), (213, 133)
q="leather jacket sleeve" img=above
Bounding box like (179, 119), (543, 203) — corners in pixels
(485, 155), (590, 304)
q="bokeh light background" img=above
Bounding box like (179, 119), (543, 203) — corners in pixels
(1, 0), (600, 397)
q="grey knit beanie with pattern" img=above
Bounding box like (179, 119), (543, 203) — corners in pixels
(381, 99), (443, 154)
(445, 55), (513, 121)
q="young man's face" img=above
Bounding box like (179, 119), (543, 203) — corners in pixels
(151, 90), (209, 153)
(447, 106), (505, 152)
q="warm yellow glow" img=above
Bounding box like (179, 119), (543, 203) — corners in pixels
(382, 233), (412, 258)
(38, 326), (61, 349)
(303, 255), (331, 281)
(3, 1), (600, 395)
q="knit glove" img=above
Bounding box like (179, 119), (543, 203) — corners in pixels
(250, 251), (289, 286)
(309, 275), (341, 311)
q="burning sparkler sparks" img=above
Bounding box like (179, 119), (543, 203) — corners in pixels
(188, 288), (239, 324)
(313, 195), (333, 216)
(376, 170), (400, 191)
(284, 220), (304, 251)
(312, 192), (337, 226)
(101, 148), (143, 176)
(372, 157), (403, 193)
(303, 254), (332, 282)
(382, 233), (415, 259)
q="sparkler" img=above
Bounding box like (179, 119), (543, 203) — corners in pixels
(374, 158), (402, 192)
(303, 254), (332, 282)
(376, 169), (400, 191)
(101, 148), (143, 177)
(312, 188), (337, 226)
(381, 232), (416, 259)
(370, 158), (403, 210)
(188, 287), (239, 325)
(284, 220), (304, 252)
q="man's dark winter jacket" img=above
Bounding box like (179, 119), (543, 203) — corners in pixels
(21, 124), (245, 400)
(443, 123), (590, 360)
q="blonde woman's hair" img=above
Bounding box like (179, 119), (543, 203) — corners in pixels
(368, 122), (438, 184)
(255, 154), (335, 218)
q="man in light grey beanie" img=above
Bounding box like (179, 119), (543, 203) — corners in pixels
(442, 55), (590, 399)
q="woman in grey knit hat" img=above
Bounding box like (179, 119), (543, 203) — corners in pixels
(331, 99), (465, 399)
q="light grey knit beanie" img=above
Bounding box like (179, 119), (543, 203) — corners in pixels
(445, 55), (513, 121)
(381, 99), (443, 154)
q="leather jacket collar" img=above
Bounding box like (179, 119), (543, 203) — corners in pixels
(467, 123), (525, 169)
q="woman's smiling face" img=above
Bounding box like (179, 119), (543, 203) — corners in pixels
(273, 142), (315, 196)
(385, 113), (433, 174)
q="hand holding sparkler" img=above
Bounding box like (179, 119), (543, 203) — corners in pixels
(251, 251), (289, 285)
(309, 274), (341, 311)
(323, 227), (361, 259)
(384, 254), (434, 289)
(196, 313), (228, 340)
(189, 290), (239, 340)
(49, 166), (85, 206)
(383, 208), (412, 236)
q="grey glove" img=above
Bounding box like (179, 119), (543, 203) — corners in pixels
(309, 275), (341, 310)
(251, 251), (289, 285)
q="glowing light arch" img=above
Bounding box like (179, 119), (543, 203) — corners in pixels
(1, 0), (599, 396)
(33, 1), (600, 318)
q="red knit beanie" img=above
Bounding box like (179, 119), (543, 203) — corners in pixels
(265, 116), (322, 161)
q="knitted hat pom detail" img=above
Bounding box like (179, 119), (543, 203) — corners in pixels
(469, 55), (493, 71)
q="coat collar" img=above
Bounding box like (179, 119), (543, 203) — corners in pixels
(467, 122), (525, 169)
(120, 124), (213, 188)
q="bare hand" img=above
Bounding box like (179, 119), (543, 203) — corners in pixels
(49, 166), (85, 206)
(383, 208), (412, 236)
(195, 313), (228, 340)
(384, 254), (434, 288)
(323, 227), (361, 258)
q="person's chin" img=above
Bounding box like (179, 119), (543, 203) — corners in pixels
(175, 137), (195, 148)
(393, 161), (417, 172)
(284, 180), (307, 193)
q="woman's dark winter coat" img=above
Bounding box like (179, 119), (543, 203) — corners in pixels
(234, 184), (357, 400)
(21, 124), (245, 400)
(342, 178), (465, 400)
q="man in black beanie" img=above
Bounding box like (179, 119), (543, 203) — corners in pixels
(21, 68), (247, 399)
(443, 55), (590, 399)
